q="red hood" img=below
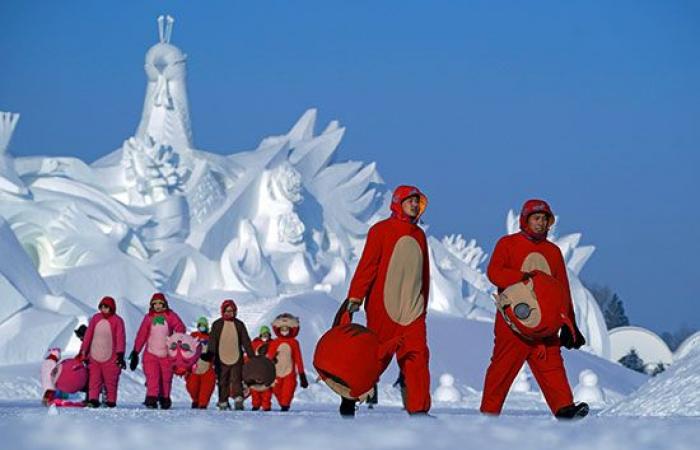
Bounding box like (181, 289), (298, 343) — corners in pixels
(220, 299), (237, 320)
(390, 185), (427, 224)
(99, 296), (116, 317)
(519, 199), (555, 242)
(149, 292), (169, 312)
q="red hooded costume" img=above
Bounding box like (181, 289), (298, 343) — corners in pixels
(481, 199), (581, 415)
(185, 328), (216, 409)
(79, 296), (126, 406)
(346, 185), (431, 414)
(266, 313), (307, 410)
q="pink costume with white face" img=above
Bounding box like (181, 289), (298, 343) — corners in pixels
(166, 332), (202, 376)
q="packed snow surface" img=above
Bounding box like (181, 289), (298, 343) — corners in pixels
(0, 402), (698, 450)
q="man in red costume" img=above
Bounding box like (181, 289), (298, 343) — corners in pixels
(481, 199), (588, 419)
(344, 185), (431, 417)
(266, 314), (308, 411)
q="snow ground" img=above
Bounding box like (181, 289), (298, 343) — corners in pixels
(0, 401), (697, 450)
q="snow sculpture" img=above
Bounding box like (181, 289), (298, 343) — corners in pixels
(573, 369), (605, 405)
(136, 15), (192, 152)
(510, 367), (532, 393)
(433, 373), (461, 402)
(506, 210), (610, 358)
(122, 136), (188, 206)
(220, 219), (277, 297)
(0, 111), (29, 196)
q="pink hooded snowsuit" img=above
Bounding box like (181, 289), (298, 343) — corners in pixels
(80, 296), (126, 404)
(132, 293), (186, 399)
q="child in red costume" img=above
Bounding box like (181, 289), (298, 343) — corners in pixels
(79, 296), (126, 408)
(344, 185), (431, 416)
(266, 314), (308, 411)
(185, 316), (216, 409)
(481, 199), (588, 419)
(250, 325), (274, 411)
(129, 292), (186, 409)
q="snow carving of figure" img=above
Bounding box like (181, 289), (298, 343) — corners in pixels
(277, 212), (305, 245)
(122, 136), (188, 206)
(434, 373), (461, 402)
(269, 162), (303, 204)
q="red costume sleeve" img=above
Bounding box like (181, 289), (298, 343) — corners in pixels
(347, 224), (383, 302)
(115, 315), (126, 354)
(487, 237), (527, 289)
(167, 311), (186, 334)
(265, 340), (278, 360)
(551, 247), (576, 322)
(133, 315), (151, 353)
(79, 315), (98, 356)
(292, 339), (305, 375)
(420, 231), (431, 305)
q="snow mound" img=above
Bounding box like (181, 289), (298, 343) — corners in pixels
(603, 345), (700, 416)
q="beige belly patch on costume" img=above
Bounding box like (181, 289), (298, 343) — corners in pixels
(384, 236), (425, 326)
(521, 252), (552, 275)
(219, 321), (240, 365)
(275, 342), (293, 377)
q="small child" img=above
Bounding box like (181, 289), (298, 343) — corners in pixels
(185, 317), (217, 409)
(266, 313), (308, 411)
(40, 348), (61, 406)
(250, 325), (274, 411)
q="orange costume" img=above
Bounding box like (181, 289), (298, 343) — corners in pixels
(481, 199), (585, 417)
(266, 314), (308, 411)
(347, 185), (431, 414)
(185, 328), (216, 409)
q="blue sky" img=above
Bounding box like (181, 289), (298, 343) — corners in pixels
(1, 0), (698, 334)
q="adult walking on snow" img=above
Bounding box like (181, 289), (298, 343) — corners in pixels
(129, 293), (186, 409)
(206, 299), (255, 411)
(342, 185), (432, 417)
(480, 199), (589, 419)
(79, 296), (126, 408)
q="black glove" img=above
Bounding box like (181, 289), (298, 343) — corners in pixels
(347, 300), (361, 314)
(560, 324), (586, 350)
(116, 352), (126, 370)
(128, 350), (139, 371)
(199, 352), (212, 362)
(299, 372), (309, 389)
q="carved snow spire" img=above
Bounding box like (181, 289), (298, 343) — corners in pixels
(157, 15), (175, 44)
(0, 111), (20, 154)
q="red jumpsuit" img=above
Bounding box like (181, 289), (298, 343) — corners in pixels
(347, 185), (431, 414)
(266, 320), (305, 409)
(481, 200), (577, 415)
(250, 337), (274, 411)
(185, 331), (216, 408)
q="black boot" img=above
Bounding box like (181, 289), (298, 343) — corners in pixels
(339, 397), (356, 417)
(555, 402), (589, 420)
(191, 401), (198, 409)
(159, 397), (172, 410)
(144, 396), (158, 409)
(86, 399), (100, 408)
(280, 405), (290, 412)
(252, 406), (260, 411)
(104, 401), (116, 408)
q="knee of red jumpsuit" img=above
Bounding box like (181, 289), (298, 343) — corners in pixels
(398, 340), (431, 413)
(159, 357), (174, 397)
(251, 391), (261, 408)
(262, 389), (272, 410)
(87, 360), (103, 400)
(528, 344), (574, 414)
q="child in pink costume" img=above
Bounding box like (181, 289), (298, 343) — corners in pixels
(40, 348), (61, 406)
(129, 293), (185, 409)
(79, 296), (126, 408)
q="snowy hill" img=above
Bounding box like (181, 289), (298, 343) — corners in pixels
(602, 344), (700, 417)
